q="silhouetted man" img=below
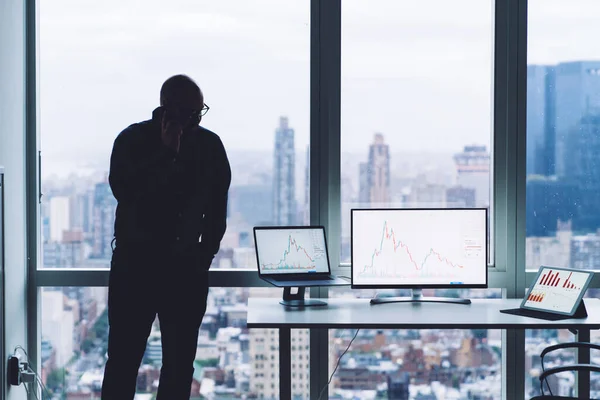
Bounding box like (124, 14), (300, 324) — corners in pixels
(102, 75), (231, 399)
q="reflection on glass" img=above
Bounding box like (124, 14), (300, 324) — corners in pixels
(340, 0), (494, 264)
(526, 0), (600, 270)
(39, 0), (309, 270)
(327, 289), (502, 399)
(523, 290), (600, 398)
(41, 287), (309, 399)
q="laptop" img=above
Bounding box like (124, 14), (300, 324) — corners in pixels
(500, 266), (593, 320)
(253, 226), (348, 287)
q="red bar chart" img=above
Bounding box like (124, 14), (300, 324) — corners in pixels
(540, 270), (560, 287)
(526, 268), (590, 313)
(562, 272), (579, 290)
(527, 292), (545, 303)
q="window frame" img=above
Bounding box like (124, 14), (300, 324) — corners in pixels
(26, 1), (600, 399)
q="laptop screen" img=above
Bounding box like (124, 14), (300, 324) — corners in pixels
(254, 227), (330, 275)
(521, 266), (593, 315)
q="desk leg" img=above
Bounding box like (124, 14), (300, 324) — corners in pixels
(576, 329), (591, 398)
(279, 327), (291, 400)
(504, 329), (525, 399)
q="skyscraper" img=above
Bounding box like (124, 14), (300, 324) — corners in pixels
(92, 181), (117, 259)
(230, 184), (273, 227)
(273, 116), (296, 225)
(527, 65), (556, 176)
(554, 61), (600, 178)
(454, 145), (490, 208)
(563, 115), (600, 231)
(304, 146), (310, 224)
(49, 196), (70, 242)
(527, 61), (600, 233)
(359, 133), (390, 206)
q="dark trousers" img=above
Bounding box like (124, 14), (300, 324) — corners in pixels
(101, 245), (209, 400)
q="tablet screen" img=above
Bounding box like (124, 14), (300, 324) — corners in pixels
(521, 267), (593, 315)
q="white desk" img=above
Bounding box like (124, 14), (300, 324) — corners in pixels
(247, 298), (600, 399)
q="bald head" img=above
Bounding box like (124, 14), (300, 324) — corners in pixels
(160, 74), (204, 111)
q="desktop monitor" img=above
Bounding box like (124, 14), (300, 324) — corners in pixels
(351, 208), (488, 295)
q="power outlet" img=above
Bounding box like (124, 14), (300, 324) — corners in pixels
(7, 356), (21, 386)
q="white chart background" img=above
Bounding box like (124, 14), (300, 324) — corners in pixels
(524, 268), (590, 313)
(352, 209), (487, 285)
(256, 228), (329, 274)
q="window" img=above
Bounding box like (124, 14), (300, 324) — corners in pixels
(39, 0), (310, 270)
(524, 290), (600, 398)
(340, 0), (494, 263)
(328, 289), (502, 399)
(334, 3), (497, 397)
(525, 329), (600, 398)
(40, 287), (309, 399)
(526, 0), (600, 270)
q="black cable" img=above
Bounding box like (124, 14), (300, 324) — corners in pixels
(317, 329), (360, 400)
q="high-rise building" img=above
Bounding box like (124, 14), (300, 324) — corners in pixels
(70, 189), (94, 237)
(248, 288), (309, 399)
(454, 145), (490, 208)
(571, 232), (600, 270)
(230, 184), (273, 227)
(304, 146), (310, 224)
(273, 116), (296, 225)
(387, 372), (410, 400)
(408, 183), (447, 207)
(563, 115), (600, 232)
(446, 186), (476, 208)
(49, 196), (71, 242)
(359, 133), (391, 206)
(526, 221), (572, 269)
(358, 162), (370, 206)
(43, 229), (84, 268)
(42, 290), (74, 367)
(554, 61), (600, 178)
(92, 181), (117, 259)
(526, 176), (580, 237)
(527, 62), (600, 234)
(527, 65), (556, 176)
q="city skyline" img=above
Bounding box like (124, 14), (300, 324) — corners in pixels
(34, 0), (600, 398)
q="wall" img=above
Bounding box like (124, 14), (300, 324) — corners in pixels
(0, 0), (29, 398)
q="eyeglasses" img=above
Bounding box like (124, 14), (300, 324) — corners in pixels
(164, 103), (209, 126)
(187, 104), (209, 124)
(200, 103), (210, 117)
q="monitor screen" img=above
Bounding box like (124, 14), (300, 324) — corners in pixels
(521, 267), (593, 315)
(351, 208), (488, 288)
(254, 227), (330, 275)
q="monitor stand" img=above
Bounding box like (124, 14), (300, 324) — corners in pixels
(370, 289), (471, 305)
(280, 287), (327, 307)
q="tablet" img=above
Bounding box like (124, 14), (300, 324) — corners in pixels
(521, 266), (593, 316)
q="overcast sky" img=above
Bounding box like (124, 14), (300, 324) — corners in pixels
(40, 0), (600, 177)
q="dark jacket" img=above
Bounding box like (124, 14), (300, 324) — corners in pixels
(109, 108), (231, 267)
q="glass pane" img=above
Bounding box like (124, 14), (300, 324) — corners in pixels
(525, 329), (576, 398)
(526, 1), (600, 270)
(39, 0), (310, 269)
(524, 290), (600, 398)
(340, 0), (494, 264)
(40, 287), (309, 399)
(328, 289), (502, 399)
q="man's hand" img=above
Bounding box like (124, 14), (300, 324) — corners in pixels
(161, 111), (183, 153)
